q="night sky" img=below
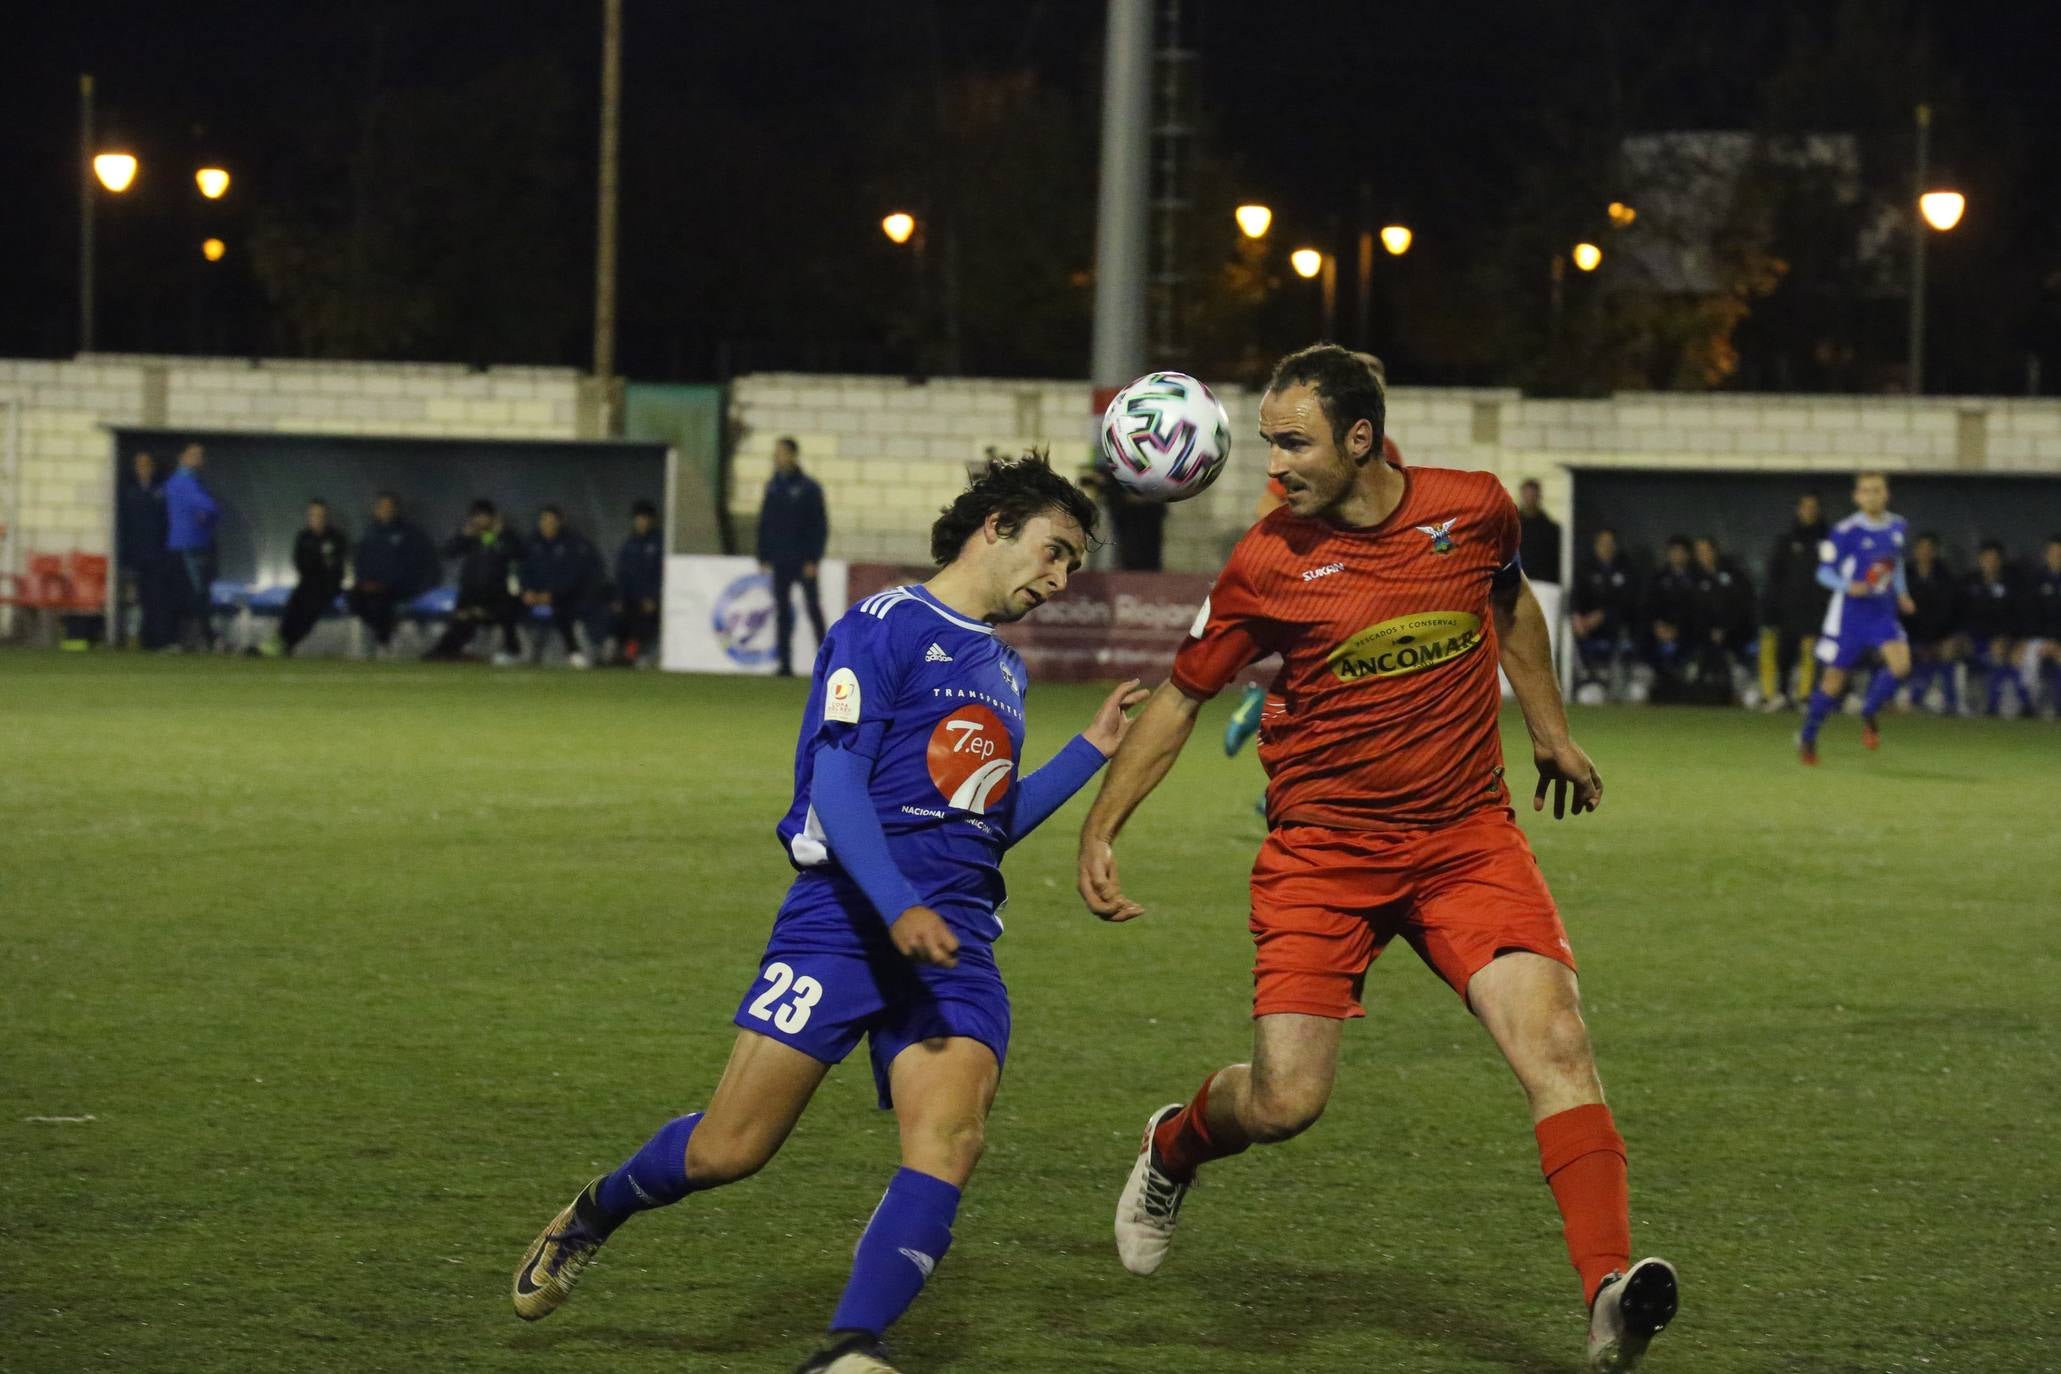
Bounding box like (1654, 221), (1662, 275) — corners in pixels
(4, 1), (2056, 393)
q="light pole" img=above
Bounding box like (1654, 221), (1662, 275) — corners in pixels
(1907, 103), (1967, 395)
(592, 0), (623, 428)
(883, 213), (928, 373)
(1290, 248), (1335, 338)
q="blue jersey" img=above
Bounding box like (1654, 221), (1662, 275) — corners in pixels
(1819, 513), (1908, 641)
(775, 584), (1032, 944)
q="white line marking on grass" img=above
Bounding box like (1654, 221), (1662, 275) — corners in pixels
(23, 1114), (96, 1124)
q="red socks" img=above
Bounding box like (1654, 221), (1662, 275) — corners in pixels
(1534, 1103), (1631, 1305)
(1152, 1072), (1248, 1181)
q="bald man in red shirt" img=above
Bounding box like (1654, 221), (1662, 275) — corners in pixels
(1077, 344), (1677, 1373)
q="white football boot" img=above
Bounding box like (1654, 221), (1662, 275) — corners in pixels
(1586, 1256), (1679, 1372)
(1115, 1104), (1194, 1275)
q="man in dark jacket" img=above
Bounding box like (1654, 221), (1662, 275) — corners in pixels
(1760, 493), (1831, 707)
(277, 499), (350, 655)
(350, 492), (437, 656)
(1899, 532), (1961, 713)
(756, 436), (829, 676)
(118, 449), (175, 649)
(2025, 537), (2061, 714)
(425, 499), (524, 663)
(1962, 541), (2029, 716)
(1570, 527), (1641, 691)
(1643, 536), (1698, 683)
(1516, 479), (1563, 585)
(1691, 535), (1756, 691)
(614, 499), (664, 666)
(520, 506), (602, 667)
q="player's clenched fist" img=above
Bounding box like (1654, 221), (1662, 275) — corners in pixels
(1077, 836), (1146, 923)
(889, 905), (960, 967)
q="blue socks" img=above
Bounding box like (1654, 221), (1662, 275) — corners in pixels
(1800, 688), (1837, 745)
(593, 1112), (702, 1227)
(1860, 669), (1903, 721)
(830, 1168), (961, 1338)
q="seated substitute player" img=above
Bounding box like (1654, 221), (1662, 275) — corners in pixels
(1077, 344), (1677, 1374)
(511, 453), (1149, 1374)
(1798, 472), (1916, 764)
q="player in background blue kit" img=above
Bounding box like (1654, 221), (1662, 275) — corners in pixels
(511, 454), (1149, 1374)
(1798, 472), (1917, 764)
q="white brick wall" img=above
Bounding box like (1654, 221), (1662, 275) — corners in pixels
(728, 375), (2061, 572)
(0, 353), (587, 565)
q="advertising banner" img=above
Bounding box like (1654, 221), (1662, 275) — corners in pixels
(848, 563), (1215, 684)
(662, 555), (848, 674)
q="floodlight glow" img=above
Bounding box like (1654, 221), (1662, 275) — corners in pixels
(1289, 248), (1323, 279)
(1235, 204), (1272, 239)
(196, 167), (230, 199)
(881, 212), (916, 245)
(1919, 191), (1965, 231)
(1607, 201), (1637, 227)
(1379, 225), (1413, 256)
(202, 238), (226, 262)
(94, 154), (138, 192)
(1572, 242), (1603, 272)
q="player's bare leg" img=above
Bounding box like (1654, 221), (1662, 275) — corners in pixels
(1860, 640), (1913, 748)
(513, 1030), (828, 1320)
(1116, 1013), (1341, 1275)
(1470, 953), (1676, 1371)
(797, 1038), (1000, 1374)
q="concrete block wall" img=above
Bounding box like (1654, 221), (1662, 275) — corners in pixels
(0, 354), (591, 568)
(729, 374), (2061, 572)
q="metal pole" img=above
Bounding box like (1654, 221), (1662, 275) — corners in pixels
(1354, 181), (1373, 345)
(592, 0), (623, 388)
(1908, 102), (1930, 395)
(80, 74), (95, 354)
(1090, 0), (1154, 390)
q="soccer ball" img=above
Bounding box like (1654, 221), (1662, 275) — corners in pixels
(1099, 371), (1232, 503)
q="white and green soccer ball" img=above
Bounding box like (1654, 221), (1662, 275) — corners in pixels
(1099, 371), (1232, 503)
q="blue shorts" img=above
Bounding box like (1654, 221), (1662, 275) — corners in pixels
(732, 920), (1011, 1109)
(1815, 620), (1906, 669)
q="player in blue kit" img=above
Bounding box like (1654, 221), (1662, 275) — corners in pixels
(1798, 472), (1916, 764)
(510, 454), (1147, 1374)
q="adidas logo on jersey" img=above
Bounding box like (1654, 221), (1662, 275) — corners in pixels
(925, 643), (953, 663)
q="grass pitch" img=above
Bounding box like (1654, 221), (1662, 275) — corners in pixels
(2, 652), (2056, 1373)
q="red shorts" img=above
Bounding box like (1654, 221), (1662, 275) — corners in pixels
(1248, 808), (1573, 1018)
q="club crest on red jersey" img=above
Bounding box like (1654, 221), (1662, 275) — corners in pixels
(1414, 519), (1458, 555)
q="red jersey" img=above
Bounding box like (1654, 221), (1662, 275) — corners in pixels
(1173, 465), (1520, 829)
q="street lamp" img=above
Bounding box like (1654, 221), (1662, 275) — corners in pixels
(1907, 103), (1968, 393)
(881, 212), (916, 245)
(195, 167), (230, 200)
(1235, 204), (1273, 239)
(1289, 248), (1323, 279)
(93, 153), (138, 193)
(1919, 191), (1965, 231)
(1607, 201), (1637, 228)
(1379, 225), (1413, 256)
(1572, 242), (1603, 272)
(202, 238), (226, 262)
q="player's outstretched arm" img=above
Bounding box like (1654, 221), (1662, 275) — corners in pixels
(1006, 681), (1150, 849)
(1075, 680), (1203, 921)
(1492, 576), (1601, 819)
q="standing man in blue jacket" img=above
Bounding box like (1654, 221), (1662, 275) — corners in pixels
(758, 437), (830, 677)
(163, 442), (221, 651)
(614, 499), (664, 666)
(118, 449), (175, 650)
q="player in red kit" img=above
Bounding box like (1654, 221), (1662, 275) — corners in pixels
(1076, 344), (1677, 1373)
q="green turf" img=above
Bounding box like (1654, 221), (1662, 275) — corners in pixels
(2, 652), (2056, 1373)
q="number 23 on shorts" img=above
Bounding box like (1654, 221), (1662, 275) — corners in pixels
(746, 961), (824, 1034)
